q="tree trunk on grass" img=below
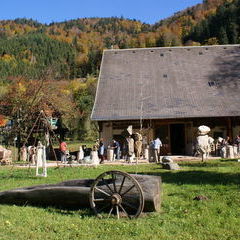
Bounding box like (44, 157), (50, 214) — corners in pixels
(0, 175), (161, 212)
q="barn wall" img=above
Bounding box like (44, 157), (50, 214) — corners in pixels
(100, 122), (113, 147)
(99, 117), (240, 155)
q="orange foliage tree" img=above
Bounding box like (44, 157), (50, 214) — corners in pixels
(0, 72), (77, 144)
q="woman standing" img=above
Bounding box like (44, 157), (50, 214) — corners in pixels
(98, 139), (105, 164)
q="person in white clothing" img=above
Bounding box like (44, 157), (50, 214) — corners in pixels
(153, 137), (162, 163)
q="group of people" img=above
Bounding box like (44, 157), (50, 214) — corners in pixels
(222, 135), (240, 147)
(217, 134), (240, 157)
(234, 135), (240, 150)
(96, 136), (163, 164)
(95, 138), (120, 164)
(194, 133), (240, 159)
(20, 132), (240, 166)
(22, 135), (164, 164)
(20, 140), (68, 164)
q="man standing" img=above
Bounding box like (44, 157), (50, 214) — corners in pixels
(153, 137), (162, 163)
(59, 140), (67, 163)
(98, 138), (105, 164)
(112, 139), (120, 160)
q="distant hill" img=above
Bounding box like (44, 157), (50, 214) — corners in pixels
(0, 0), (238, 82)
(185, 0), (240, 45)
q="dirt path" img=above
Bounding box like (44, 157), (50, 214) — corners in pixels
(11, 155), (220, 168)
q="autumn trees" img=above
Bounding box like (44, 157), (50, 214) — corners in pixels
(0, 0), (239, 143)
(0, 75), (75, 144)
(0, 0), (239, 82)
(187, 0), (240, 45)
(0, 33), (77, 82)
(0, 72), (98, 144)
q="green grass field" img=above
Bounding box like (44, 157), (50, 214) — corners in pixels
(0, 160), (239, 240)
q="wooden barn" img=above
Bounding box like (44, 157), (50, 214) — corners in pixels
(91, 45), (240, 155)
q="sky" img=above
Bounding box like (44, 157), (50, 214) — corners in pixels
(1, 0), (203, 25)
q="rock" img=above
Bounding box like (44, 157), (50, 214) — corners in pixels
(162, 156), (174, 163)
(162, 163), (180, 170)
(129, 153), (135, 162)
(90, 151), (99, 165)
(220, 146), (227, 158)
(0, 159), (12, 165)
(193, 195), (209, 201)
(107, 148), (114, 161)
(198, 125), (210, 135)
(226, 146), (235, 159)
(82, 156), (92, 164)
(233, 146), (239, 158)
(0, 146), (12, 165)
(144, 148), (149, 161)
(81, 152), (99, 165)
(0, 146), (12, 159)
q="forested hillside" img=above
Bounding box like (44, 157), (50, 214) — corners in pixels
(0, 0), (238, 82)
(186, 0), (240, 44)
(0, 0), (239, 140)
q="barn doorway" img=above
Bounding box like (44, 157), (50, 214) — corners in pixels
(155, 124), (169, 155)
(170, 124), (185, 155)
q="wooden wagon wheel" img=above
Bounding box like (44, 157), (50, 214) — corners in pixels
(89, 170), (144, 219)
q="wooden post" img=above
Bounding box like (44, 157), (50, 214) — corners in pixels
(17, 108), (22, 162)
(227, 117), (233, 141)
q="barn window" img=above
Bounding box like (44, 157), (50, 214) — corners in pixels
(208, 81), (219, 87)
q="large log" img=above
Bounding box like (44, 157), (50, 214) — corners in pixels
(0, 174), (162, 212)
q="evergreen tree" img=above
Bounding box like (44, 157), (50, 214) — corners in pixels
(227, 22), (239, 44)
(218, 27), (229, 44)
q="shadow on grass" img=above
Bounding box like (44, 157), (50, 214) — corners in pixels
(0, 201), (94, 217)
(220, 159), (239, 163)
(46, 206), (93, 217)
(131, 170), (240, 185)
(0, 175), (37, 180)
(178, 161), (239, 168)
(0, 169), (39, 180)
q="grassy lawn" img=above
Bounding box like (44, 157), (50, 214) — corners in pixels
(0, 159), (239, 240)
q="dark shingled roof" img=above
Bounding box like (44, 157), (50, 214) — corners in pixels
(91, 45), (240, 121)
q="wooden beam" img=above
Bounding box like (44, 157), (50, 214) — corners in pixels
(227, 117), (233, 141)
